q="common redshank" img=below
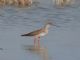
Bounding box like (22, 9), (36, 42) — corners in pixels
(21, 22), (53, 48)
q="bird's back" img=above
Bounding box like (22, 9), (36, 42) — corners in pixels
(21, 28), (45, 36)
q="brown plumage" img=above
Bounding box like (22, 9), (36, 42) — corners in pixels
(21, 28), (46, 36)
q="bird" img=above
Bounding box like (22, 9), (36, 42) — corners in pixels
(21, 22), (53, 49)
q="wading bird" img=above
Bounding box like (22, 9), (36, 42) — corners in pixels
(21, 22), (53, 49)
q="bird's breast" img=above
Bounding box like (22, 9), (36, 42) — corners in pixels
(39, 32), (47, 36)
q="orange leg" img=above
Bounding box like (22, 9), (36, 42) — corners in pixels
(34, 37), (37, 48)
(38, 37), (40, 48)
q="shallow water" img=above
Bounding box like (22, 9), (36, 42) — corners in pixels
(0, 0), (80, 60)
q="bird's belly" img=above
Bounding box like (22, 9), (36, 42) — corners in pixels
(39, 33), (47, 36)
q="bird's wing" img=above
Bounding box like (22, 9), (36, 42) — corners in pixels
(21, 28), (45, 36)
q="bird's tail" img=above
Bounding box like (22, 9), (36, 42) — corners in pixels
(21, 34), (28, 36)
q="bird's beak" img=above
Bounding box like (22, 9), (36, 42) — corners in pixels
(53, 24), (60, 27)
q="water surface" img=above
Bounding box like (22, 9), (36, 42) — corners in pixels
(0, 0), (80, 60)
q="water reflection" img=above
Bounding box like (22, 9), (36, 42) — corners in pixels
(23, 45), (49, 60)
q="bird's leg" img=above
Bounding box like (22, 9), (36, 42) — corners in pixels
(38, 36), (40, 48)
(34, 37), (37, 49)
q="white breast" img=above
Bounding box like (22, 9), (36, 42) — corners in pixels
(39, 32), (47, 36)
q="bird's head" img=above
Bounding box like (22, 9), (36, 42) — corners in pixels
(45, 22), (53, 29)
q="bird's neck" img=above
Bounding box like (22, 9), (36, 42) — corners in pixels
(44, 24), (50, 30)
(43, 25), (49, 34)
